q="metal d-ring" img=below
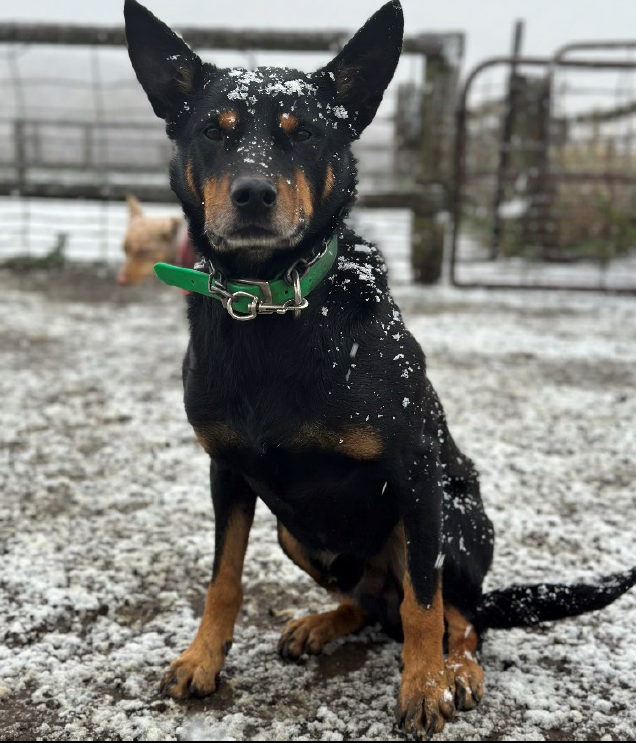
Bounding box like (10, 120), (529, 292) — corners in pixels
(291, 269), (304, 319)
(226, 291), (260, 321)
(284, 239), (329, 285)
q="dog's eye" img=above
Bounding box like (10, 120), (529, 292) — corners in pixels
(204, 125), (222, 141)
(292, 129), (313, 142)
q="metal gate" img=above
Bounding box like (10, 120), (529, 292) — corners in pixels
(450, 44), (636, 293)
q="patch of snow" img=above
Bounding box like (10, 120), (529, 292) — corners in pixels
(0, 274), (634, 740)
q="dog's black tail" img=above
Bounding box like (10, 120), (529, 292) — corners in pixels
(474, 567), (636, 631)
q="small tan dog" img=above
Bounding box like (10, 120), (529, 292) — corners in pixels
(118, 195), (194, 284)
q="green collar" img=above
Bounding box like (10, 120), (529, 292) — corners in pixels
(154, 235), (338, 321)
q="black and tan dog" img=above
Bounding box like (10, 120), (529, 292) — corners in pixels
(124, 1), (636, 737)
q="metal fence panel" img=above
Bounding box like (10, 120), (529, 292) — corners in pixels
(451, 49), (636, 293)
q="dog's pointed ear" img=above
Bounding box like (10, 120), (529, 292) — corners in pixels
(320, 1), (403, 138)
(124, 0), (203, 121)
(127, 194), (143, 219)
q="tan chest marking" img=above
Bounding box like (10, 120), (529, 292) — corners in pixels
(194, 422), (243, 454)
(296, 424), (383, 460)
(194, 421), (383, 461)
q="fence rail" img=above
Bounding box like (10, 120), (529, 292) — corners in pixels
(0, 21), (463, 277)
(0, 22), (462, 59)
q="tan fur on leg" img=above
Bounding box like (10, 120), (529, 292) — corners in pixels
(445, 605), (484, 711)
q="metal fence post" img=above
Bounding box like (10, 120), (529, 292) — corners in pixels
(491, 20), (524, 260)
(411, 49), (459, 284)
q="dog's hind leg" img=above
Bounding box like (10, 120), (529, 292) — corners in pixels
(276, 525), (368, 659)
(278, 600), (368, 659)
(444, 605), (483, 711)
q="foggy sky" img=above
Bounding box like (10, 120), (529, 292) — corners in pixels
(3, 0), (636, 74)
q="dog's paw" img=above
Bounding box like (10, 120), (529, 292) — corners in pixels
(446, 653), (483, 711)
(277, 613), (339, 659)
(159, 642), (227, 700)
(396, 667), (456, 739)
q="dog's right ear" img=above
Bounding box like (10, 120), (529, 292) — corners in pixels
(320, 1), (403, 138)
(124, 0), (203, 121)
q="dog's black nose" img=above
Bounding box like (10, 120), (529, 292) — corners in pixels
(230, 177), (277, 214)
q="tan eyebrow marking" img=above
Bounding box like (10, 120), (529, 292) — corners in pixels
(218, 110), (238, 130)
(279, 112), (299, 133)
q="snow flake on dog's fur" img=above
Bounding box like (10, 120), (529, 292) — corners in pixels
(336, 254), (384, 302)
(265, 79), (317, 97)
(224, 69), (318, 103)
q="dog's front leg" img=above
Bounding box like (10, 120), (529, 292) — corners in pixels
(395, 448), (455, 739)
(161, 464), (256, 699)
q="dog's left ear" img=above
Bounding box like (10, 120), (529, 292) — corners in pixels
(124, 0), (203, 122)
(127, 194), (143, 219)
(320, 1), (404, 138)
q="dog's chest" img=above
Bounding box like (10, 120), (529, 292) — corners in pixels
(184, 317), (393, 460)
(193, 418), (395, 554)
(246, 448), (396, 555)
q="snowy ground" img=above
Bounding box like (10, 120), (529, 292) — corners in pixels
(454, 236), (636, 292)
(1, 267), (635, 741)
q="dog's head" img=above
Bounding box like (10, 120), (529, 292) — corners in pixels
(118, 195), (182, 284)
(124, 0), (403, 265)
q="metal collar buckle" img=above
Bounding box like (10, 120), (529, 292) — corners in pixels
(210, 269), (308, 321)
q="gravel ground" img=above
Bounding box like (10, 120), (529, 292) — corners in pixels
(1, 267), (635, 741)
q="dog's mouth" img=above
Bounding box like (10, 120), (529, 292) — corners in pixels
(206, 224), (304, 251)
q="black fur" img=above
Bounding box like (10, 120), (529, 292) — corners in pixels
(477, 568), (636, 631)
(125, 0), (635, 733)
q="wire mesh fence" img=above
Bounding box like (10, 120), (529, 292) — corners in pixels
(0, 23), (462, 276)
